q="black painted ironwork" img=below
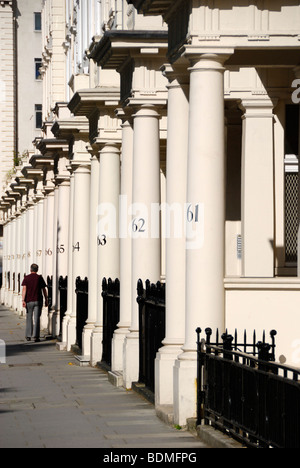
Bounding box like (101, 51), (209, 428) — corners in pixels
(137, 279), (166, 394)
(47, 275), (53, 310)
(75, 277), (88, 350)
(58, 276), (68, 335)
(101, 277), (120, 369)
(196, 327), (300, 448)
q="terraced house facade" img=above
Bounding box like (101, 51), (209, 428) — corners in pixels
(1, 0), (300, 426)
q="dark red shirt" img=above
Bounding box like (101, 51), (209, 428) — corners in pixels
(22, 273), (47, 304)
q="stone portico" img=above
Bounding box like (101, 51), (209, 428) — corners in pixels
(1, 0), (300, 429)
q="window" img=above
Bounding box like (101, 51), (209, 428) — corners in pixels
(35, 58), (42, 80)
(284, 105), (299, 266)
(35, 105), (42, 129)
(34, 12), (41, 31)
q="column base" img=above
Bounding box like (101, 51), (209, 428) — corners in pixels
(66, 317), (77, 351)
(108, 370), (124, 387)
(61, 313), (71, 344)
(51, 309), (60, 337)
(90, 327), (103, 367)
(155, 344), (183, 407)
(56, 341), (67, 351)
(111, 326), (129, 372)
(0, 287), (4, 305)
(12, 292), (19, 312)
(40, 306), (49, 331)
(18, 295), (24, 317)
(81, 323), (94, 358)
(123, 331), (139, 390)
(7, 290), (13, 308)
(173, 352), (198, 427)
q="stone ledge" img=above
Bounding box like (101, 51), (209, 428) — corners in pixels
(156, 404), (175, 427)
(56, 341), (66, 351)
(74, 355), (91, 367)
(108, 370), (124, 387)
(197, 425), (245, 449)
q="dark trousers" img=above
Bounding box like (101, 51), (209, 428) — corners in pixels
(26, 301), (42, 339)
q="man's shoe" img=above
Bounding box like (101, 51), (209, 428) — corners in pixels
(26, 338), (31, 342)
(35, 338), (41, 343)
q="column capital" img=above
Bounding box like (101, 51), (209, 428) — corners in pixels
(99, 142), (121, 154)
(161, 63), (189, 87)
(115, 107), (134, 127)
(185, 48), (234, 71)
(132, 104), (161, 120)
(239, 97), (278, 119)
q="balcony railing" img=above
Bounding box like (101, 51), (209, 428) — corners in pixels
(137, 279), (166, 394)
(101, 277), (120, 369)
(58, 276), (68, 336)
(75, 277), (88, 351)
(197, 327), (300, 448)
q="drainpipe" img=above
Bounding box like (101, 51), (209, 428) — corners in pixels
(12, 0), (18, 158)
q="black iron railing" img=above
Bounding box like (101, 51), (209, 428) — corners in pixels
(137, 279), (166, 394)
(75, 277), (88, 350)
(197, 327), (300, 448)
(47, 275), (53, 310)
(58, 276), (68, 335)
(101, 277), (120, 369)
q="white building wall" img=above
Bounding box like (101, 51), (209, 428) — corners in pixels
(17, 0), (43, 156)
(0, 2), (15, 193)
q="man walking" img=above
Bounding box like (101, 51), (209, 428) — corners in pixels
(22, 264), (48, 342)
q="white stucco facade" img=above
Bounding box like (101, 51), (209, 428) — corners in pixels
(1, 0), (300, 428)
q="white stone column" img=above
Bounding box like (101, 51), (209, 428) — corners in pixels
(32, 200), (38, 266)
(6, 217), (12, 307)
(1, 220), (8, 305)
(66, 141), (91, 351)
(111, 113), (133, 373)
(174, 53), (228, 426)
(19, 204), (27, 315)
(26, 188), (35, 277)
(155, 68), (189, 407)
(8, 213), (16, 309)
(123, 105), (161, 389)
(82, 152), (99, 358)
(13, 210), (21, 312)
(49, 182), (59, 336)
(239, 98), (276, 278)
(90, 142), (120, 366)
(35, 190), (45, 279)
(44, 190), (55, 277)
(55, 172), (70, 337)
(40, 192), (49, 330)
(41, 194), (48, 280)
(60, 169), (75, 348)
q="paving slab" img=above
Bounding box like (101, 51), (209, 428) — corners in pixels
(0, 306), (210, 450)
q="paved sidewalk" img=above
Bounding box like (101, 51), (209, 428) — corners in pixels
(0, 306), (209, 449)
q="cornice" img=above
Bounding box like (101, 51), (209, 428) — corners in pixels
(21, 165), (43, 181)
(51, 116), (89, 139)
(35, 138), (70, 156)
(29, 154), (56, 169)
(68, 87), (120, 117)
(89, 30), (168, 70)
